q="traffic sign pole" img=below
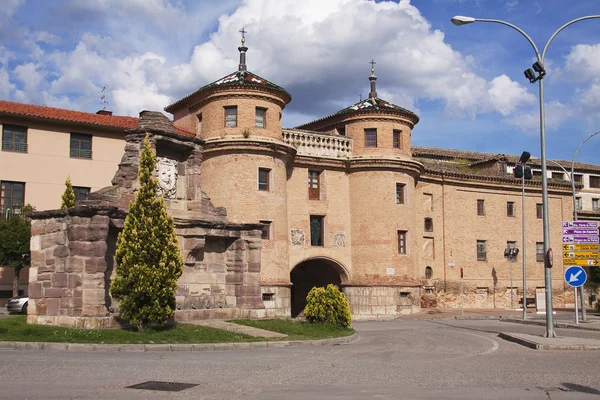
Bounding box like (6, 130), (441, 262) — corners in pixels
(574, 287), (579, 325)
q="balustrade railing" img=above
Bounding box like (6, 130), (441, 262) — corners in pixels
(282, 129), (352, 158)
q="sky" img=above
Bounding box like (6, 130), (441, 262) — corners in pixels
(1, 0), (600, 164)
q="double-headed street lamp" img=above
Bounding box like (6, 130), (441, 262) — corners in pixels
(451, 14), (600, 338)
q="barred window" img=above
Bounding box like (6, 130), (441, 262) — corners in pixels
(477, 240), (487, 261)
(2, 125), (27, 153)
(364, 128), (377, 147)
(70, 133), (92, 159)
(224, 106), (237, 127)
(477, 199), (485, 216)
(536, 242), (544, 262)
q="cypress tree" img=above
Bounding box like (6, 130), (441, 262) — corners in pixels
(110, 135), (183, 331)
(60, 176), (75, 209)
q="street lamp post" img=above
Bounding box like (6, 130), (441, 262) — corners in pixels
(451, 14), (600, 338)
(571, 131), (600, 321)
(515, 151), (532, 319)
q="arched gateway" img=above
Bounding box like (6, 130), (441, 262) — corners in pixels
(290, 258), (349, 317)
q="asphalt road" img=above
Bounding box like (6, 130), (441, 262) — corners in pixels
(1, 319), (599, 399)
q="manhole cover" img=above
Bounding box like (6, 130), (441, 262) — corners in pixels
(126, 381), (198, 392)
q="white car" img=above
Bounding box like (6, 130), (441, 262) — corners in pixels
(6, 296), (28, 314)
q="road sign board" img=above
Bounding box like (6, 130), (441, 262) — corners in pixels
(562, 229), (599, 235)
(562, 235), (600, 244)
(564, 266), (588, 287)
(562, 251), (599, 259)
(562, 244), (600, 251)
(563, 259), (600, 266)
(562, 221), (599, 228)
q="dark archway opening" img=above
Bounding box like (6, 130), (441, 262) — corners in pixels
(290, 259), (344, 318)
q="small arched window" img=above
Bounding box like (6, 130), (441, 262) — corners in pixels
(425, 266), (433, 279)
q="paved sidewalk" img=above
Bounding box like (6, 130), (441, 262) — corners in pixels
(188, 320), (288, 338)
(499, 332), (600, 350)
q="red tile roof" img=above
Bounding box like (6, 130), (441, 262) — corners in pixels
(0, 100), (139, 130)
(175, 126), (195, 137)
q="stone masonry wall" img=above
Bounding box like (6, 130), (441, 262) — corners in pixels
(344, 285), (420, 319)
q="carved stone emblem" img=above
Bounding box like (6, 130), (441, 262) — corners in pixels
(156, 157), (178, 199)
(333, 231), (346, 247)
(291, 229), (304, 245)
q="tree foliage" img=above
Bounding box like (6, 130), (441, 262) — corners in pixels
(61, 175), (75, 209)
(109, 135), (183, 331)
(304, 284), (352, 328)
(0, 216), (31, 297)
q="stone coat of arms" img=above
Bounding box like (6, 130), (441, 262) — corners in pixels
(156, 157), (178, 199)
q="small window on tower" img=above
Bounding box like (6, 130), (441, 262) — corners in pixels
(224, 106), (237, 128)
(255, 107), (266, 128)
(308, 170), (320, 200)
(197, 113), (202, 135)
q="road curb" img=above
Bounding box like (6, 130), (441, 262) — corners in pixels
(498, 332), (600, 350)
(0, 332), (358, 352)
(397, 315), (521, 321)
(499, 318), (600, 331)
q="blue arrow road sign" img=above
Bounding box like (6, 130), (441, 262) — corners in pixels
(564, 266), (587, 288)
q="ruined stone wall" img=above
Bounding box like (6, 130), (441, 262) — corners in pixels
(344, 285), (420, 319)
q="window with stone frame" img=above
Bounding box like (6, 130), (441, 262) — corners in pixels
(396, 183), (405, 204)
(393, 129), (402, 149)
(536, 242), (544, 262)
(576, 197), (582, 210)
(551, 171), (564, 181)
(477, 240), (487, 261)
(573, 174), (583, 184)
(424, 217), (433, 232)
(70, 133), (92, 159)
(259, 220), (272, 240)
(593, 198), (599, 211)
(536, 203), (543, 219)
(73, 186), (90, 202)
(507, 201), (515, 217)
(196, 113), (202, 135)
(310, 215), (324, 246)
(590, 176), (600, 188)
(308, 170), (320, 200)
(258, 168), (270, 191)
(255, 107), (267, 128)
(423, 236), (434, 259)
(532, 170), (543, 180)
(2, 124), (27, 153)
(425, 266), (433, 279)
(224, 106), (237, 127)
(0, 181), (25, 215)
(398, 230), (407, 254)
(477, 199), (485, 216)
(364, 128), (377, 147)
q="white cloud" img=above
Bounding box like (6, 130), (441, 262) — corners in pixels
(1, 0), (24, 17)
(507, 100), (573, 134)
(487, 74), (536, 116)
(564, 44), (600, 81)
(0, 68), (15, 97)
(13, 62), (43, 98)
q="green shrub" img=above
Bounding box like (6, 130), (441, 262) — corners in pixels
(110, 135), (183, 332)
(60, 175), (75, 209)
(304, 284), (351, 328)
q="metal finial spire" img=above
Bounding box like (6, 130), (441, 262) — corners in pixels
(368, 59), (377, 98)
(238, 27), (248, 72)
(101, 85), (108, 110)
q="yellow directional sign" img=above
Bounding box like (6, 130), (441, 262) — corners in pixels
(563, 259), (600, 266)
(562, 244), (600, 251)
(563, 251), (600, 259)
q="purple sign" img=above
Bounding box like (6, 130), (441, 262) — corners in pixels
(562, 236), (600, 244)
(562, 221), (599, 228)
(562, 229), (599, 235)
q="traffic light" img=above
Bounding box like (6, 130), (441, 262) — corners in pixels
(514, 164), (523, 178)
(524, 166), (532, 180)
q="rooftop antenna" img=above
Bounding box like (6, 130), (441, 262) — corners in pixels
(101, 85), (109, 111)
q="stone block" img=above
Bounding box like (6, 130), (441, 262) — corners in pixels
(67, 257), (85, 273)
(38, 263), (55, 274)
(68, 225), (108, 242)
(243, 272), (260, 286)
(29, 282), (43, 299)
(37, 273), (52, 281)
(247, 262), (261, 273)
(83, 289), (105, 305)
(30, 235), (41, 251)
(210, 284), (225, 294)
(226, 273), (243, 284)
(84, 257), (107, 274)
(30, 251), (46, 268)
(41, 232), (66, 249)
(52, 273), (68, 288)
(47, 298), (60, 316)
(53, 245), (69, 258)
(43, 223), (62, 234)
(81, 305), (108, 317)
(44, 288), (63, 298)
(68, 274), (82, 289)
(82, 273), (105, 289)
(69, 241), (108, 258)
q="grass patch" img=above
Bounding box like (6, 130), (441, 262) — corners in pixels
(0, 316), (354, 344)
(0, 316), (257, 344)
(232, 319), (354, 340)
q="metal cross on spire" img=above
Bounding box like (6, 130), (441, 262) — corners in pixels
(239, 27), (247, 44)
(369, 59), (376, 73)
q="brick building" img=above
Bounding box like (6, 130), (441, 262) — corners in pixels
(2, 36), (600, 316)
